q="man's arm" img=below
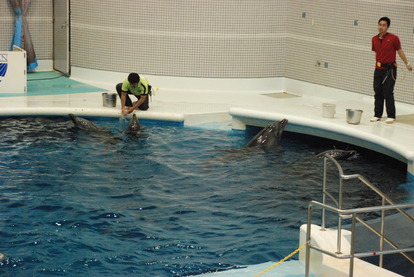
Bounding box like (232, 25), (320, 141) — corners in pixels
(131, 95), (147, 111)
(123, 95), (147, 115)
(121, 91), (129, 116)
(397, 49), (413, 71)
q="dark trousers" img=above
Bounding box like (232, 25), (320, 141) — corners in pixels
(115, 83), (149, 110)
(373, 68), (397, 118)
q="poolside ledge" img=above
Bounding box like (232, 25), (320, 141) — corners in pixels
(229, 107), (414, 179)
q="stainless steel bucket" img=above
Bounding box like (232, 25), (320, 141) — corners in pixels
(102, 93), (117, 107)
(346, 109), (363, 125)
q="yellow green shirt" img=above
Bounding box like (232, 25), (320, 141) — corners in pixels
(121, 76), (149, 96)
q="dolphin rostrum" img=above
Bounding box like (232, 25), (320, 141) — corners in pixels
(246, 119), (288, 152)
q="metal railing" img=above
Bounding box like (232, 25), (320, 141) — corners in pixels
(305, 154), (414, 277)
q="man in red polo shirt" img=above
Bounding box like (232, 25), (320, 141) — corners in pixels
(371, 17), (413, 124)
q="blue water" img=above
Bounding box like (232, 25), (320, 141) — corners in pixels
(0, 116), (410, 276)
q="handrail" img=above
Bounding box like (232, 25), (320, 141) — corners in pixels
(321, 153), (414, 233)
(306, 201), (414, 277)
(354, 215), (414, 264)
(311, 200), (414, 214)
(305, 154), (414, 277)
(357, 175), (414, 223)
(311, 199), (414, 264)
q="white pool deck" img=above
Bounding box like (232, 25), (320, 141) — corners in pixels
(1, 68), (414, 178)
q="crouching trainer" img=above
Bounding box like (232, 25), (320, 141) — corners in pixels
(116, 73), (151, 116)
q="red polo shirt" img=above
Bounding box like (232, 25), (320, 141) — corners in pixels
(372, 32), (401, 69)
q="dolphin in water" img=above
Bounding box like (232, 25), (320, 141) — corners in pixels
(245, 119), (288, 152)
(68, 114), (120, 144)
(69, 114), (102, 131)
(315, 149), (359, 160)
(122, 113), (146, 139)
(126, 114), (141, 134)
(204, 119), (289, 166)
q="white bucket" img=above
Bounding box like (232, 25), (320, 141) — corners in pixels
(322, 103), (336, 118)
(102, 93), (117, 107)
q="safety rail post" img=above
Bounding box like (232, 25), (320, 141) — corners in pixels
(322, 155), (345, 254)
(337, 173), (343, 254)
(380, 197), (385, 268)
(322, 157), (327, 231)
(349, 212), (357, 277)
(305, 204), (313, 277)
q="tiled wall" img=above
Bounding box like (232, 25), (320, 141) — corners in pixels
(286, 0), (414, 103)
(0, 0), (53, 59)
(70, 0), (288, 78)
(0, 2), (14, 51)
(1, 1), (413, 103)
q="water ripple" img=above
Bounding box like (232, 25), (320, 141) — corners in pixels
(0, 117), (409, 276)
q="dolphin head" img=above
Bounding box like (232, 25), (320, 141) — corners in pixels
(127, 114), (141, 133)
(68, 113), (77, 123)
(246, 119), (288, 151)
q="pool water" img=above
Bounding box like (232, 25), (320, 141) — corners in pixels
(0, 116), (410, 276)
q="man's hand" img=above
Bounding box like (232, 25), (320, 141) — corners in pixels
(122, 107), (132, 116)
(406, 63), (413, 71)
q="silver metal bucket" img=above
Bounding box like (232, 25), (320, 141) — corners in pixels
(102, 93), (117, 107)
(346, 109), (363, 125)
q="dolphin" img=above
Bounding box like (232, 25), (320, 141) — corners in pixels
(68, 114), (102, 131)
(245, 119), (288, 152)
(203, 119), (289, 166)
(68, 114), (120, 144)
(315, 149), (358, 160)
(127, 114), (141, 134)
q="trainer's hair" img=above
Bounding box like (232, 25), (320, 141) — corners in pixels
(128, 73), (140, 84)
(378, 17), (391, 27)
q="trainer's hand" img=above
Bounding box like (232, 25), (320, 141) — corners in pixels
(122, 107), (130, 116)
(406, 63), (413, 71)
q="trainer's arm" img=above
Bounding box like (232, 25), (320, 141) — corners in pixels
(397, 49), (413, 71)
(121, 91), (129, 116)
(122, 94), (147, 115)
(130, 95), (147, 111)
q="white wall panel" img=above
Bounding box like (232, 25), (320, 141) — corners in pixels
(1, 0), (413, 103)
